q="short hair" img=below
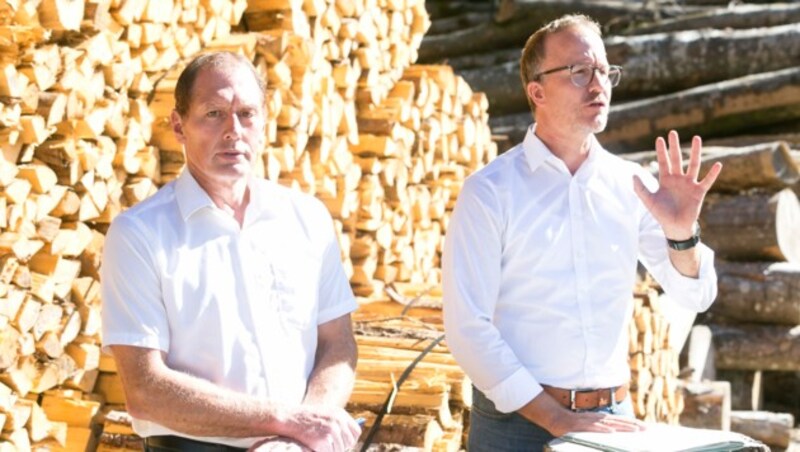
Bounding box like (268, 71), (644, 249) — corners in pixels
(174, 51), (266, 117)
(519, 14), (602, 113)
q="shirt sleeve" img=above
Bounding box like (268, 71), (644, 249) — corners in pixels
(313, 202), (357, 325)
(442, 176), (543, 413)
(636, 169), (718, 312)
(101, 214), (170, 353)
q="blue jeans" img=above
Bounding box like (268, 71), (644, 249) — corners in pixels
(468, 386), (635, 452)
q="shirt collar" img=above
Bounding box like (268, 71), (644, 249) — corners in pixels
(175, 169), (216, 221)
(522, 123), (602, 175)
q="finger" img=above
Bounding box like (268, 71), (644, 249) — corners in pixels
(686, 135), (702, 181)
(654, 136), (670, 175)
(668, 130), (682, 174)
(698, 161), (723, 192)
(601, 417), (646, 432)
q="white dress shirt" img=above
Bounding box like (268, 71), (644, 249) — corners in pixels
(442, 125), (717, 413)
(101, 170), (356, 448)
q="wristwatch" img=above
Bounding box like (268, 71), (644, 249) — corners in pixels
(666, 222), (701, 251)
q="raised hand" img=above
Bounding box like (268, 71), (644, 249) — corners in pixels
(632, 130), (722, 240)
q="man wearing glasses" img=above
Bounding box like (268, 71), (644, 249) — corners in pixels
(442, 15), (722, 451)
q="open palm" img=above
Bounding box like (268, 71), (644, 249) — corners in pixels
(633, 130), (722, 240)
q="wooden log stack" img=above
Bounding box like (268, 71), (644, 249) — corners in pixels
(423, 0), (800, 153)
(629, 283), (684, 424)
(0, 0), (501, 450)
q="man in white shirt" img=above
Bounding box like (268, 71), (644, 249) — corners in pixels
(442, 15), (723, 451)
(101, 52), (361, 452)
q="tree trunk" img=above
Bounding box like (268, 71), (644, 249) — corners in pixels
(712, 324), (800, 372)
(427, 12), (492, 36)
(701, 188), (800, 263)
(623, 4), (800, 36)
(731, 411), (794, 449)
(679, 380), (731, 431)
(418, 0), (699, 64)
(621, 141), (800, 192)
(713, 261), (800, 325)
(463, 24), (800, 115)
(603, 67), (800, 151)
(492, 68), (800, 153)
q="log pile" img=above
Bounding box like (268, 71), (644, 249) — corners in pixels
(420, 0), (800, 153)
(624, 134), (800, 446)
(0, 0), (500, 450)
(629, 283), (683, 424)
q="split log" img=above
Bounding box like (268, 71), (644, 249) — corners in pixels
(712, 324), (800, 372)
(731, 411), (794, 449)
(358, 412), (444, 450)
(713, 261), (800, 325)
(700, 188), (800, 263)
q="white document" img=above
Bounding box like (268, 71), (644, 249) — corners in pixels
(557, 423), (760, 451)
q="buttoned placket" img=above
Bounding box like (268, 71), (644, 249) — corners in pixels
(235, 218), (277, 397)
(569, 169), (595, 383)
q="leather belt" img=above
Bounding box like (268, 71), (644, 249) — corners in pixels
(144, 435), (246, 452)
(542, 384), (628, 411)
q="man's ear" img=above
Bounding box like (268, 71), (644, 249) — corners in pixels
(170, 110), (187, 144)
(526, 81), (546, 108)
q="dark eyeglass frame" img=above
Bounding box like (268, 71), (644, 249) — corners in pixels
(533, 64), (623, 88)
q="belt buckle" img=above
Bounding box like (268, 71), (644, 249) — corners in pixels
(569, 389), (577, 410)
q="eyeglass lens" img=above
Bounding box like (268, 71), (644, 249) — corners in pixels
(571, 65), (621, 87)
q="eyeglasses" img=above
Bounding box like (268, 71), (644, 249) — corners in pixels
(533, 64), (623, 88)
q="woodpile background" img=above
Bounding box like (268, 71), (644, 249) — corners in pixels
(0, 0), (798, 450)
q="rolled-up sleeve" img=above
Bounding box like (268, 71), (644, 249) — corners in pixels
(442, 176), (542, 413)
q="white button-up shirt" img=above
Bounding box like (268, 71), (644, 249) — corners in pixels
(442, 125), (717, 413)
(101, 170), (356, 447)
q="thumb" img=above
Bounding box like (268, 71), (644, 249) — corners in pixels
(632, 175), (653, 209)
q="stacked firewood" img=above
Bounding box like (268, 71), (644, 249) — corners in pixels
(629, 283), (683, 424)
(0, 0), (500, 449)
(0, 0), (250, 448)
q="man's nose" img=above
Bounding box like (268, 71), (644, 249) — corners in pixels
(223, 113), (242, 139)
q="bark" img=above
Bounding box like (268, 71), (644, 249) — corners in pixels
(701, 142), (800, 193)
(623, 4), (800, 36)
(418, 0), (699, 63)
(701, 189), (800, 263)
(731, 411), (794, 449)
(427, 12), (492, 36)
(706, 133), (800, 149)
(602, 67), (800, 151)
(712, 324), (800, 372)
(620, 142), (800, 193)
(466, 23), (800, 115)
(448, 48), (519, 71)
(713, 261), (800, 326)
(490, 68), (800, 151)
